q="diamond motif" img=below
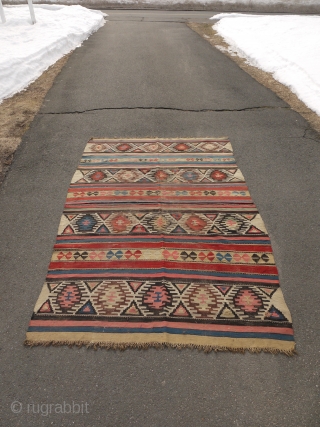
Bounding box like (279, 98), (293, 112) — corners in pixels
(233, 287), (264, 315)
(175, 143), (189, 151)
(117, 143), (131, 152)
(75, 214), (97, 232)
(185, 215), (207, 231)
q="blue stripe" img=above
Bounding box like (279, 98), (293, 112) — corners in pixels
(81, 154), (235, 159)
(48, 268), (277, 281)
(28, 326), (293, 341)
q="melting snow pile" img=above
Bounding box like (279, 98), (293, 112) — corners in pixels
(212, 14), (320, 115)
(0, 5), (106, 102)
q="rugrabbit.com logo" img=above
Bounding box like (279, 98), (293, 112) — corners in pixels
(11, 400), (89, 416)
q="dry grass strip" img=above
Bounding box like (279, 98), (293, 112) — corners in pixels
(0, 53), (71, 184)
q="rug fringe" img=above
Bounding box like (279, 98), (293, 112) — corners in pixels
(24, 340), (296, 356)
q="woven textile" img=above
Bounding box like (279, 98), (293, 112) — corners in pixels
(26, 138), (295, 354)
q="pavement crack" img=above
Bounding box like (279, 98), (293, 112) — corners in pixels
(108, 20), (186, 23)
(40, 106), (290, 115)
(302, 127), (320, 143)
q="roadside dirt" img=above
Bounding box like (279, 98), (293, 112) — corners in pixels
(0, 53), (71, 185)
(189, 23), (320, 137)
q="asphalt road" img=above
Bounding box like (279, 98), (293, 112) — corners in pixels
(1, 11), (320, 427)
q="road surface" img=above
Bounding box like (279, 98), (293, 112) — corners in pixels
(0, 11), (319, 427)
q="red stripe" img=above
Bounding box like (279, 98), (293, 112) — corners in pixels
(66, 199), (250, 209)
(46, 271), (279, 283)
(68, 184), (248, 192)
(49, 260), (278, 274)
(64, 203), (257, 210)
(29, 320), (292, 335)
(68, 184), (248, 191)
(54, 242), (273, 252)
(56, 235), (270, 242)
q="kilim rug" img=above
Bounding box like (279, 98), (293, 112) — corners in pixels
(25, 138), (295, 355)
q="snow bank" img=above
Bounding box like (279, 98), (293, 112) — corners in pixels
(3, 0), (320, 9)
(0, 5), (106, 102)
(208, 0), (319, 4)
(212, 14), (320, 116)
